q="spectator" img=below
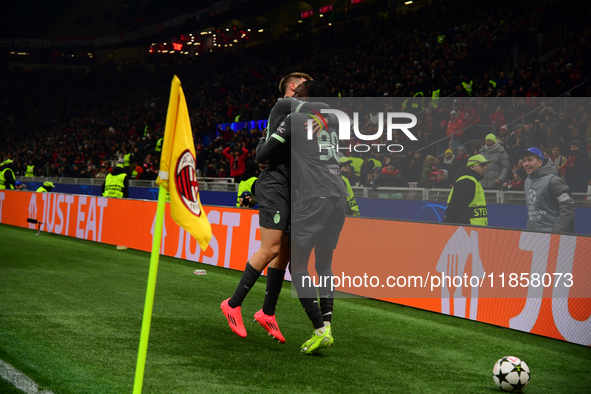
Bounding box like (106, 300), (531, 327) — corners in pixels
(526, 82), (546, 108)
(488, 107), (507, 129)
(428, 169), (451, 189)
(95, 167), (109, 179)
(497, 125), (511, 149)
(503, 168), (527, 191)
(479, 133), (510, 190)
(524, 120), (546, 151)
(404, 151), (423, 184)
(459, 103), (481, 141)
(222, 143), (249, 182)
(446, 111), (465, 151)
(424, 171), (439, 188)
(440, 149), (455, 174)
(421, 155), (438, 182)
(548, 145), (568, 174)
(371, 162), (408, 189)
(451, 146), (469, 181)
(80, 165), (95, 178)
(545, 126), (561, 151)
(560, 140), (591, 192)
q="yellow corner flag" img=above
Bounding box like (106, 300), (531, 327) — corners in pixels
(133, 76), (211, 394)
(157, 75), (212, 251)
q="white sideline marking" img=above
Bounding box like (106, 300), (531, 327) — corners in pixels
(0, 359), (54, 393)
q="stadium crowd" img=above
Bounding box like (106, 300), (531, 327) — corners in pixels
(1, 0), (590, 193)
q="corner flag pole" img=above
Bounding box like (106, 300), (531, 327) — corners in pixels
(133, 183), (168, 394)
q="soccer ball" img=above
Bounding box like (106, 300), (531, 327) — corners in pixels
(492, 356), (530, 392)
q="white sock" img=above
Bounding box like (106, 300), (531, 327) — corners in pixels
(315, 326), (326, 336)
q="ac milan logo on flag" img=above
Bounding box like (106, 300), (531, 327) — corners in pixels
(174, 150), (202, 216)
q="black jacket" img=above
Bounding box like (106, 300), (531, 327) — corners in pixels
(445, 166), (484, 224)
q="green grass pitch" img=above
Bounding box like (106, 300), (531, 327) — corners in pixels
(0, 223), (590, 393)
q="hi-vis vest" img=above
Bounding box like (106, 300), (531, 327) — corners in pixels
(155, 138), (163, 152)
(236, 176), (257, 207)
(26, 165), (35, 177)
(489, 79), (497, 88)
(0, 168), (15, 190)
(342, 176), (360, 216)
(431, 89), (441, 107)
(462, 81), (473, 96)
(103, 173), (127, 198)
(348, 157), (364, 176)
(368, 158), (382, 169)
(447, 174), (488, 226)
(411, 91), (424, 109)
(36, 186), (49, 192)
(124, 153), (131, 168)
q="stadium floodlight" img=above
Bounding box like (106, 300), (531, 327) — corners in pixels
(247, 29), (251, 31)
(405, 0), (413, 4)
(258, 29), (264, 32)
(320, 14), (324, 17)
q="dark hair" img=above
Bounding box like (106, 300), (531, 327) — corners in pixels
(293, 80), (329, 98)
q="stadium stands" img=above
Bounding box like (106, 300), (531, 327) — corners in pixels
(1, 0), (590, 192)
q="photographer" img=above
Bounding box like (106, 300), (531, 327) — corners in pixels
(235, 160), (259, 208)
(238, 191), (257, 208)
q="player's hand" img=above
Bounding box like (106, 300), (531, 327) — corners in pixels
(307, 119), (323, 137)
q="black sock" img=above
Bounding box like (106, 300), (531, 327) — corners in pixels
(317, 268), (334, 323)
(229, 262), (261, 308)
(293, 270), (324, 329)
(262, 267), (285, 316)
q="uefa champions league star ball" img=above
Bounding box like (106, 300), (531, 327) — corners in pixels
(492, 356), (530, 392)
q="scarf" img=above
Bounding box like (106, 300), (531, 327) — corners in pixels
(443, 154), (455, 165)
(559, 153), (579, 175)
(484, 143), (503, 153)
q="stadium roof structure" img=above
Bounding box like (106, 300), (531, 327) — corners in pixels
(2, 0), (293, 50)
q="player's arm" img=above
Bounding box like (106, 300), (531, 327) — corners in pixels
(256, 117), (293, 163)
(548, 175), (575, 233)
